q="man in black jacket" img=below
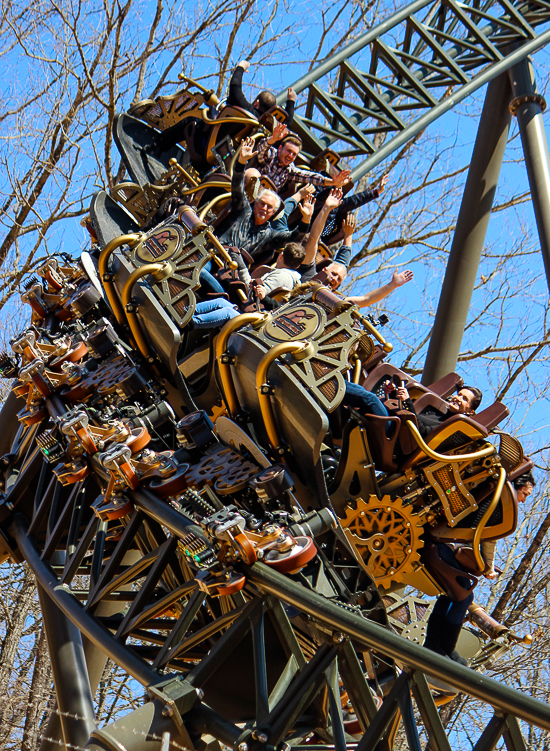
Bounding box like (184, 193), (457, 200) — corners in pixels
(229, 60), (296, 125)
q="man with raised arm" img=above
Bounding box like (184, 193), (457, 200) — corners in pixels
(228, 60), (297, 126)
(245, 122), (352, 194)
(218, 137), (314, 262)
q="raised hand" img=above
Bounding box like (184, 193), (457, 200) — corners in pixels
(324, 188), (343, 210)
(298, 183), (315, 200)
(239, 136), (257, 163)
(332, 169), (352, 188)
(287, 87), (297, 102)
(392, 269), (413, 287)
(299, 194), (315, 222)
(379, 173), (390, 191)
(268, 122), (289, 146)
(342, 212), (357, 236)
(238, 60), (250, 72)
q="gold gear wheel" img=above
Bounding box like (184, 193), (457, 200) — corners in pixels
(340, 494), (424, 589)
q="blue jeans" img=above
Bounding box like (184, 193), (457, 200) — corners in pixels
(199, 262), (225, 295)
(192, 298), (239, 329)
(342, 381), (388, 417)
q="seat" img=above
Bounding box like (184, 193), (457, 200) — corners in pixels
(411, 391), (450, 415)
(227, 330), (331, 509)
(421, 540), (477, 601)
(89, 191), (140, 249)
(427, 372), (464, 398)
(473, 401), (510, 431)
(355, 413), (401, 473)
(205, 106), (259, 168)
(508, 457), (534, 482)
(114, 113), (189, 186)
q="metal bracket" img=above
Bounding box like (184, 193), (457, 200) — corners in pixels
(147, 676), (203, 735)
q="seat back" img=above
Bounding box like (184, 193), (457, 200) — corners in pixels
(412, 392), (450, 415)
(227, 331), (330, 508)
(205, 106), (259, 167)
(109, 219), (216, 371)
(426, 372), (464, 398)
(421, 540), (477, 601)
(114, 113), (190, 187)
(356, 414), (401, 473)
(90, 191), (139, 249)
(474, 401), (510, 431)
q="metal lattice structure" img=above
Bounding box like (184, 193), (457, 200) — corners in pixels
(2, 0), (550, 749)
(279, 0), (550, 179)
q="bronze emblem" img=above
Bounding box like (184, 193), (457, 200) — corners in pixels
(135, 225), (185, 263)
(264, 305), (322, 342)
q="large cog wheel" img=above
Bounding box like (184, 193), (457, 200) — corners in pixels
(340, 494), (424, 589)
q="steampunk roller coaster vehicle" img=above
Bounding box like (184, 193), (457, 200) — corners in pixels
(4, 0), (550, 749)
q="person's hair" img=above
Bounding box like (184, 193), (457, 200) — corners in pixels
(256, 188), (282, 212)
(256, 90), (276, 113)
(513, 471), (535, 490)
(280, 134), (302, 150)
(326, 261), (347, 279)
(462, 385), (483, 411)
(282, 242), (306, 269)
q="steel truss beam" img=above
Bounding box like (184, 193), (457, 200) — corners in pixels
(9, 460), (550, 751)
(277, 0), (550, 180)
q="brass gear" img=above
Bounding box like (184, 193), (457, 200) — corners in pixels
(339, 494), (424, 589)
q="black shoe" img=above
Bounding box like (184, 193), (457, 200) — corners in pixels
(449, 650), (469, 667)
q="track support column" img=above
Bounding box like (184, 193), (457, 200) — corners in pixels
(421, 74), (512, 385)
(509, 57), (550, 292)
(38, 586), (96, 749)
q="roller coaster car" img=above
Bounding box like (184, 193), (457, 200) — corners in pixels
(128, 75), (266, 173)
(0, 210), (529, 723)
(79, 201), (530, 612)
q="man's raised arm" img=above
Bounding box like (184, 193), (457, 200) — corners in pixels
(302, 189), (343, 266)
(346, 269), (413, 308)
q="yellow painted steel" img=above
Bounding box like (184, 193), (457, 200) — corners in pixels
(198, 193), (231, 221)
(121, 263), (168, 359)
(98, 233), (142, 325)
(216, 313), (268, 417)
(256, 341), (313, 451)
(472, 467), (506, 572)
(406, 421), (496, 463)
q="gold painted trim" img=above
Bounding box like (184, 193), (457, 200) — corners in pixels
(121, 263), (167, 359)
(98, 233), (142, 325)
(256, 341), (313, 451)
(205, 230), (238, 269)
(406, 421), (496, 463)
(473, 467), (506, 572)
(352, 354), (362, 384)
(351, 309), (393, 353)
(216, 313), (268, 417)
(198, 193), (231, 221)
